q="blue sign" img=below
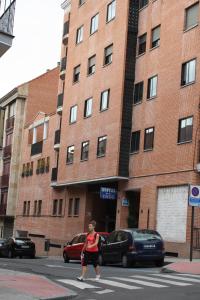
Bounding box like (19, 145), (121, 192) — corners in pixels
(100, 187), (117, 200)
(122, 198), (129, 207)
(189, 185), (200, 207)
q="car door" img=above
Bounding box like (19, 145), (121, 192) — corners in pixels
(66, 235), (80, 259)
(101, 231), (118, 263)
(1, 238), (12, 257)
(76, 234), (86, 259)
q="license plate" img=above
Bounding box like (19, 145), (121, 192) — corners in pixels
(143, 244), (156, 249)
(21, 245), (29, 249)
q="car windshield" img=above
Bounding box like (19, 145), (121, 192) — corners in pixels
(132, 230), (162, 241)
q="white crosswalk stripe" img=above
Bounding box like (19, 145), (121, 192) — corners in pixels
(130, 275), (192, 286)
(108, 277), (167, 288)
(57, 273), (199, 293)
(57, 279), (99, 290)
(151, 274), (200, 283)
(88, 278), (142, 290)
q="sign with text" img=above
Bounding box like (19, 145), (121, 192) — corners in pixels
(122, 198), (129, 207)
(100, 187), (117, 200)
(189, 185), (200, 207)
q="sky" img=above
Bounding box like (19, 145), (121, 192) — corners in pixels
(0, 0), (64, 97)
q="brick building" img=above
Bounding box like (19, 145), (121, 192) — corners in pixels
(14, 0), (200, 258)
(0, 67), (59, 238)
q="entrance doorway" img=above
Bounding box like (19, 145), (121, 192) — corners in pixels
(126, 190), (140, 228)
(88, 184), (117, 233)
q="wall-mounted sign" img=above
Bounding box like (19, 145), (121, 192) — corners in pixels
(189, 185), (200, 207)
(100, 187), (117, 200)
(122, 198), (129, 207)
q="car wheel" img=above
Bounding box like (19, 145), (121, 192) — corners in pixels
(155, 259), (164, 267)
(8, 250), (14, 259)
(63, 252), (69, 263)
(122, 255), (130, 268)
(98, 254), (106, 266)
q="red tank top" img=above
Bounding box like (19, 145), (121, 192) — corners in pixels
(86, 232), (98, 252)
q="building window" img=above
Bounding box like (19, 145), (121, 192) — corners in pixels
(130, 131), (140, 153)
(68, 198), (73, 216)
(81, 141), (89, 161)
(107, 0), (116, 22)
(27, 201), (30, 216)
(138, 33), (147, 55)
(185, 2), (199, 30)
(70, 105), (78, 123)
(58, 199), (63, 216)
(76, 25), (83, 44)
(181, 59), (196, 86)
(178, 117), (193, 143)
(88, 55), (96, 75)
(139, 0), (148, 9)
(134, 81), (143, 104)
(38, 200), (42, 216)
(73, 65), (81, 83)
(147, 75), (158, 99)
(74, 198), (80, 216)
(104, 44), (113, 65)
(67, 145), (75, 164)
(100, 89), (110, 111)
(23, 201), (27, 216)
(90, 13), (99, 34)
(53, 199), (58, 216)
(79, 0), (85, 6)
(97, 136), (107, 157)
(84, 98), (93, 118)
(151, 25), (160, 48)
(144, 127), (154, 150)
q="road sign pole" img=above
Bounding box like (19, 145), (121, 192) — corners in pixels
(190, 206), (194, 262)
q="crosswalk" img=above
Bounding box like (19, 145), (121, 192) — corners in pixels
(57, 273), (200, 295)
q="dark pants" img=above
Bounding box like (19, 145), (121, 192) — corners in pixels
(82, 251), (99, 267)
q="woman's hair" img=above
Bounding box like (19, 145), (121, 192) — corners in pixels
(89, 220), (96, 228)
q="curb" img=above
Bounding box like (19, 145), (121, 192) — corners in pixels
(42, 293), (77, 300)
(161, 267), (177, 274)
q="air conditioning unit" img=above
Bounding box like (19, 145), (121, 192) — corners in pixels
(196, 163), (200, 172)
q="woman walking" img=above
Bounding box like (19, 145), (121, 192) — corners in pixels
(77, 220), (100, 281)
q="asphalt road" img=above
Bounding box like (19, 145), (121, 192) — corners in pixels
(0, 257), (200, 300)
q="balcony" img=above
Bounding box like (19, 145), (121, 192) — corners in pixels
(0, 174), (9, 188)
(51, 167), (57, 182)
(6, 116), (14, 131)
(3, 144), (11, 158)
(0, 0), (16, 57)
(63, 20), (69, 45)
(0, 203), (6, 215)
(54, 129), (60, 151)
(57, 93), (63, 114)
(60, 56), (67, 80)
(31, 141), (43, 156)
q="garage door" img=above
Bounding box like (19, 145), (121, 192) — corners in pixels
(156, 185), (188, 243)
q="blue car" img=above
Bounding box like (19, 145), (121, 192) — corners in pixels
(98, 229), (165, 268)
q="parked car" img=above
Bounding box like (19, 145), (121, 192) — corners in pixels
(0, 239), (6, 256)
(63, 232), (109, 263)
(98, 229), (165, 268)
(0, 237), (36, 259)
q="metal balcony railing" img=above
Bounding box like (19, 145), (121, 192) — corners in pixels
(60, 57), (67, 72)
(3, 144), (11, 158)
(0, 203), (6, 215)
(6, 116), (14, 130)
(51, 167), (57, 182)
(31, 141), (43, 156)
(0, 174), (9, 187)
(54, 129), (60, 145)
(0, 0), (16, 35)
(57, 93), (63, 108)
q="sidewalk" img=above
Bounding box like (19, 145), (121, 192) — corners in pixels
(0, 268), (77, 300)
(162, 256), (200, 275)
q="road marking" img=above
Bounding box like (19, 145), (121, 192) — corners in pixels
(46, 264), (79, 270)
(88, 278), (142, 290)
(57, 279), (99, 290)
(131, 275), (192, 286)
(109, 277), (168, 288)
(151, 274), (200, 283)
(177, 274), (200, 278)
(95, 289), (114, 294)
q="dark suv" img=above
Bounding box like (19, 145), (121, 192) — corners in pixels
(98, 229), (165, 268)
(0, 237), (36, 258)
